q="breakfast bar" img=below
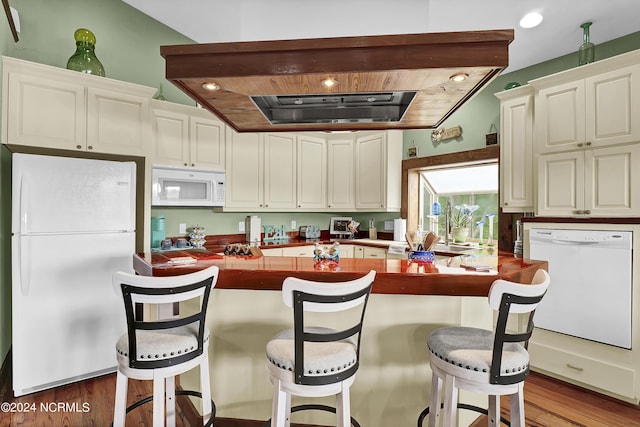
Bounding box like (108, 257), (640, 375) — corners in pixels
(132, 250), (547, 427)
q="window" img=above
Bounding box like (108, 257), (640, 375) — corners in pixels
(420, 162), (499, 242)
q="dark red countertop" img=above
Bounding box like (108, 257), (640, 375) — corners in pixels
(133, 249), (547, 297)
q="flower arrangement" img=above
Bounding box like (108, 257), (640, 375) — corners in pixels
(347, 220), (360, 237)
(450, 204), (479, 229)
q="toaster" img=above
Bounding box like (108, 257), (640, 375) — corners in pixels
(299, 225), (321, 239)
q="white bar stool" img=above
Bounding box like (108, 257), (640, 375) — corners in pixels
(265, 270), (376, 427)
(418, 269), (550, 427)
(111, 265), (219, 427)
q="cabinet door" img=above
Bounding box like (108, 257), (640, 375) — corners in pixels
(282, 246), (315, 257)
(535, 81), (586, 154)
(225, 130), (264, 209)
(327, 139), (355, 210)
(151, 106), (190, 167)
(355, 133), (386, 209)
(338, 244), (355, 258)
(87, 87), (150, 155)
(264, 133), (296, 210)
(537, 151), (584, 217)
(585, 144), (640, 216)
(190, 115), (225, 170)
(586, 65), (640, 148)
(362, 246), (386, 259)
(261, 248), (282, 257)
(5, 71), (86, 150)
(297, 135), (327, 209)
(500, 91), (534, 212)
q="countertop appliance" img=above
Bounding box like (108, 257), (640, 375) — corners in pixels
(151, 165), (225, 207)
(529, 228), (633, 348)
(11, 153), (136, 396)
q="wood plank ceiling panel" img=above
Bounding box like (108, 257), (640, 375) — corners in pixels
(161, 30), (514, 133)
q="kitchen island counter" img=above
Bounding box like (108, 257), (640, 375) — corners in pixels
(132, 250), (548, 426)
(133, 250), (547, 297)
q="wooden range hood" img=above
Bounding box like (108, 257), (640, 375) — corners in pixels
(160, 30), (514, 133)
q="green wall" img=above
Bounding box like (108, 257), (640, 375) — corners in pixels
(403, 31), (640, 159)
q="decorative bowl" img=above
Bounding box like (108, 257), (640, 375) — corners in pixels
(408, 250), (435, 263)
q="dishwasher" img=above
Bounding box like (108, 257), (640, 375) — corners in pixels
(529, 228), (633, 349)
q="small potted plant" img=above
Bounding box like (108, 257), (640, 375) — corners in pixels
(450, 204), (479, 243)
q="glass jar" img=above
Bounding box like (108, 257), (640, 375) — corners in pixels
(66, 28), (105, 76)
(578, 22), (595, 66)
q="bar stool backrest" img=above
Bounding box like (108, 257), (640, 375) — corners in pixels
(112, 265), (218, 370)
(487, 269), (550, 385)
(281, 270), (376, 387)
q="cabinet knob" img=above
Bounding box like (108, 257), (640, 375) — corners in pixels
(191, 163), (195, 167)
(584, 210), (591, 214)
(504, 202), (509, 205)
(184, 163), (188, 166)
(87, 146), (93, 150)
(76, 145), (82, 150)
(586, 141), (592, 146)
(577, 143), (584, 148)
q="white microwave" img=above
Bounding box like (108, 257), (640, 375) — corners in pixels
(151, 166), (225, 207)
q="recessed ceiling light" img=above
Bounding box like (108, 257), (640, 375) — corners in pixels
(449, 73), (468, 83)
(201, 82), (220, 91)
(520, 11), (543, 29)
(321, 78), (338, 88)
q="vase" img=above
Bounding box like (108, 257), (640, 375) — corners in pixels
(66, 28), (105, 76)
(451, 227), (469, 244)
(578, 22), (595, 66)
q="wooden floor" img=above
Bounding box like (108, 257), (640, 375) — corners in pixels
(1, 370), (640, 426)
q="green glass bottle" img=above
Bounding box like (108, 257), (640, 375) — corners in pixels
(578, 22), (595, 66)
(66, 28), (105, 76)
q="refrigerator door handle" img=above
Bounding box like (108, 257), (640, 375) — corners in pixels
(16, 236), (31, 296)
(18, 173), (29, 234)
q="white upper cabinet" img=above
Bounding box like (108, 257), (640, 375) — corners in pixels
(533, 54), (640, 155)
(531, 50), (640, 217)
(151, 100), (225, 170)
(225, 130), (264, 209)
(327, 138), (355, 210)
(297, 134), (327, 210)
(264, 133), (297, 210)
(355, 130), (402, 211)
(2, 56), (154, 156)
(496, 85), (534, 212)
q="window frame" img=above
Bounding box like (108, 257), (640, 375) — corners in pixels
(401, 145), (512, 251)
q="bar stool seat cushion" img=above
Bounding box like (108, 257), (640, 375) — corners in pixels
(428, 326), (529, 376)
(266, 327), (357, 377)
(116, 325), (210, 362)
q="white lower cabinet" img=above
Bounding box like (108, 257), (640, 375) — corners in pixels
(281, 245), (315, 258)
(354, 245), (387, 259)
(260, 248), (283, 257)
(338, 244), (355, 258)
(529, 329), (637, 402)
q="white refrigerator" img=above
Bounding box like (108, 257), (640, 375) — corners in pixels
(11, 153), (136, 396)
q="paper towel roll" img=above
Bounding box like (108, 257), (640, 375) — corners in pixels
(393, 218), (406, 242)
